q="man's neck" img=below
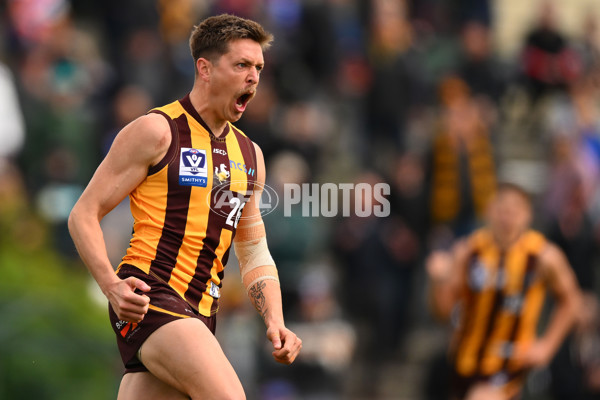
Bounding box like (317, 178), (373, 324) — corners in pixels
(189, 88), (228, 137)
(493, 229), (526, 251)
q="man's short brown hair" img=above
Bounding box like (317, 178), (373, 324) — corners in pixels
(496, 181), (532, 205)
(189, 14), (273, 64)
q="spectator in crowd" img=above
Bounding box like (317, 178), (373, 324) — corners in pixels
(576, 13), (600, 74)
(365, 0), (424, 161)
(457, 20), (508, 104)
(429, 76), (496, 240)
(521, 1), (582, 100)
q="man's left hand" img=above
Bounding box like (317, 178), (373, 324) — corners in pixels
(514, 340), (553, 369)
(267, 325), (302, 365)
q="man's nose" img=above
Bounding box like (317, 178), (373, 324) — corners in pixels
(247, 67), (259, 84)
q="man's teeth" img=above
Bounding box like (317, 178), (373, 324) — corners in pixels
(236, 92), (253, 108)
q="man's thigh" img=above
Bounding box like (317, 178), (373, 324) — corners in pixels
(139, 318), (245, 399)
(118, 372), (188, 400)
(465, 383), (507, 400)
(110, 265), (204, 373)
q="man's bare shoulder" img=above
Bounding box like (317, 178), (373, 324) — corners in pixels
(538, 242), (569, 271)
(112, 113), (172, 164)
(535, 241), (577, 286)
(251, 141), (264, 159)
(126, 113), (171, 148)
(453, 238), (471, 260)
(251, 141), (266, 184)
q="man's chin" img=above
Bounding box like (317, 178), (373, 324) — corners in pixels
(228, 109), (244, 122)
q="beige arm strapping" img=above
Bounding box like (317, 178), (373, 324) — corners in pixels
(234, 220), (279, 293)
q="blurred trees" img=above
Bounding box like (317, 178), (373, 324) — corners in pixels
(0, 166), (118, 400)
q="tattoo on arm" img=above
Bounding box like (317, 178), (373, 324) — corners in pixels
(249, 281), (268, 320)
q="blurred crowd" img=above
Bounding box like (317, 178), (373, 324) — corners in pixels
(2, 0), (600, 399)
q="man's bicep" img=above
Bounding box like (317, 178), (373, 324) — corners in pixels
(252, 141), (266, 186)
(236, 141), (267, 230)
(541, 244), (579, 300)
(447, 240), (469, 294)
(76, 114), (171, 218)
(78, 151), (148, 218)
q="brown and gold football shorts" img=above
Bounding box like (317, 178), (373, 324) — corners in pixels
(108, 264), (216, 374)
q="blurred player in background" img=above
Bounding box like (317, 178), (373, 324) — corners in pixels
(69, 14), (301, 399)
(427, 183), (581, 400)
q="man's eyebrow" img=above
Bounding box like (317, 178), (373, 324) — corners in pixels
(238, 57), (264, 67)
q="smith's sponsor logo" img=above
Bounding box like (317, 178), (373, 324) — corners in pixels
(179, 148), (208, 187)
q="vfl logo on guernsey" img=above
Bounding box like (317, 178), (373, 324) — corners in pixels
(179, 148), (208, 187)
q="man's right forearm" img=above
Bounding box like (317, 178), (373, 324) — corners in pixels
(426, 250), (460, 321)
(429, 280), (454, 320)
(68, 206), (119, 294)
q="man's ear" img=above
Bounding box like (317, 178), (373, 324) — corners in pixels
(196, 58), (211, 82)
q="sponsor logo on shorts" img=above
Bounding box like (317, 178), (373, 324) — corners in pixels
(116, 320), (139, 338)
(490, 372), (509, 387)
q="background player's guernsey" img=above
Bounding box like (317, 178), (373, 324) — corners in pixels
(454, 230), (547, 378)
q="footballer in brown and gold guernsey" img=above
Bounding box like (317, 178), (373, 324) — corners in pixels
(451, 229), (548, 398)
(120, 94), (258, 317)
(427, 183), (581, 400)
(69, 14), (302, 399)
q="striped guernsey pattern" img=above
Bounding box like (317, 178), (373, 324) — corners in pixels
(452, 229), (547, 383)
(430, 129), (496, 224)
(119, 94), (257, 316)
